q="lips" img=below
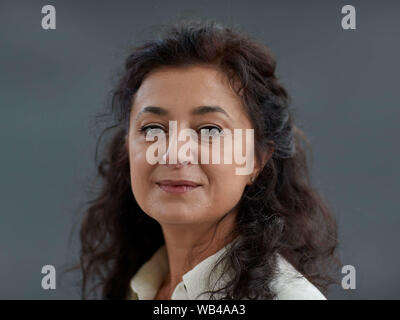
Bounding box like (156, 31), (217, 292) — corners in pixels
(156, 179), (201, 194)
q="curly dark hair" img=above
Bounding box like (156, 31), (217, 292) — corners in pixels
(75, 19), (340, 300)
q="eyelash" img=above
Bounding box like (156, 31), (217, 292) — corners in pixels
(139, 124), (223, 135)
(139, 124), (164, 134)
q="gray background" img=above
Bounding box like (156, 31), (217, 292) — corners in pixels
(1, 0), (399, 299)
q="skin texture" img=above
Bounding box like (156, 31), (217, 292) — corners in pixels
(126, 64), (262, 299)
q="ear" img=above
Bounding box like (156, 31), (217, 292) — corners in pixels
(252, 141), (275, 179)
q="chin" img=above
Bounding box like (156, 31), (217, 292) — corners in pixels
(149, 207), (204, 225)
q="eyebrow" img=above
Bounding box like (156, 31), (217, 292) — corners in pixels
(135, 105), (232, 122)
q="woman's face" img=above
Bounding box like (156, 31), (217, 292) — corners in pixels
(127, 64), (259, 226)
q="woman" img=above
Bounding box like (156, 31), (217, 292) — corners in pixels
(78, 19), (340, 300)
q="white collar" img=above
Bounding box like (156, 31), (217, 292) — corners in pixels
(129, 241), (233, 300)
(128, 241), (326, 300)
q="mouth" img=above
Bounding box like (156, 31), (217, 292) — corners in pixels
(156, 179), (202, 194)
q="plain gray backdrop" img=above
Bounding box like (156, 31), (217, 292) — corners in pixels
(1, 0), (399, 299)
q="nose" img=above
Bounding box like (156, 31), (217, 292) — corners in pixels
(161, 122), (198, 167)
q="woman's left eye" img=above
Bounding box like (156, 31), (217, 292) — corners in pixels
(198, 125), (224, 137)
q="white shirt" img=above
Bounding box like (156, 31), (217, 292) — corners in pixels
(126, 242), (327, 300)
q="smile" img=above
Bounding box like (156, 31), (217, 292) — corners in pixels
(156, 180), (201, 194)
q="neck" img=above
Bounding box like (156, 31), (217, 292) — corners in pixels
(159, 210), (237, 296)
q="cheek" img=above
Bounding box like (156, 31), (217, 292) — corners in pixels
(205, 164), (248, 212)
(203, 136), (251, 210)
(128, 142), (152, 200)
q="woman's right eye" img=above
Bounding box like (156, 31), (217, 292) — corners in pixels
(139, 125), (165, 136)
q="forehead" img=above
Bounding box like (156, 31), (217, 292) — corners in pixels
(132, 64), (245, 115)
